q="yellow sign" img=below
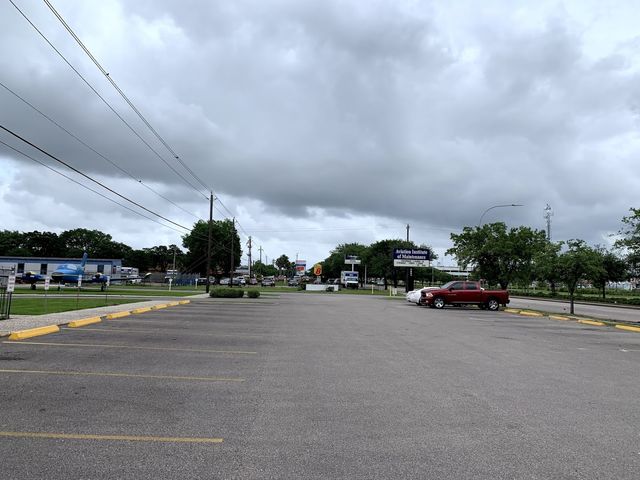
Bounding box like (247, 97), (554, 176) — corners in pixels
(313, 264), (322, 276)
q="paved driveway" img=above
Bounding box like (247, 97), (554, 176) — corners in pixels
(1, 295), (638, 479)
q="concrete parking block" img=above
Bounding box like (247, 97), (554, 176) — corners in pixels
(8, 325), (60, 341)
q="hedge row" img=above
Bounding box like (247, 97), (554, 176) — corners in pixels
(209, 288), (260, 298)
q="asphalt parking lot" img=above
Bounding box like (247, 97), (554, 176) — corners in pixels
(1, 294), (639, 479)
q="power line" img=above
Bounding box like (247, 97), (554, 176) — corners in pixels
(43, 0), (211, 195)
(0, 124), (192, 232)
(8, 0), (208, 200)
(0, 139), (187, 235)
(0, 80), (200, 221)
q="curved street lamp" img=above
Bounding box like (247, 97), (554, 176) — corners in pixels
(478, 204), (524, 227)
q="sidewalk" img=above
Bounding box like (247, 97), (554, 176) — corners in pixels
(0, 293), (210, 336)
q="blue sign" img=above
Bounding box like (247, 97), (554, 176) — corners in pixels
(393, 248), (432, 267)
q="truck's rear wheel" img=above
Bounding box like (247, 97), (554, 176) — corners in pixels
(433, 297), (445, 309)
(487, 298), (500, 311)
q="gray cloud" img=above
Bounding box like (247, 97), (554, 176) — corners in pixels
(1, 0), (639, 264)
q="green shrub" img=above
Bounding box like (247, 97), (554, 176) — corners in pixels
(210, 287), (245, 298)
(247, 290), (260, 298)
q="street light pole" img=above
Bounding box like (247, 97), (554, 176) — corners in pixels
(478, 204), (524, 226)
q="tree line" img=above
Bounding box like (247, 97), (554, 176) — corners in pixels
(446, 208), (640, 314)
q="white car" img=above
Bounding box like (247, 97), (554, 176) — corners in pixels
(406, 287), (439, 305)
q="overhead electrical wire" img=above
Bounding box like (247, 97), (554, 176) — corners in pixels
(7, 0), (208, 200)
(0, 139), (186, 235)
(43, 0), (212, 195)
(0, 124), (192, 232)
(0, 80), (200, 221)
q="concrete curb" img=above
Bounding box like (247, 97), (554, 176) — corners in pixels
(2, 297), (193, 340)
(8, 325), (60, 340)
(503, 307), (639, 333)
(68, 317), (102, 328)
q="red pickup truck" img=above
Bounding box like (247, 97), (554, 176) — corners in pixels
(419, 280), (509, 311)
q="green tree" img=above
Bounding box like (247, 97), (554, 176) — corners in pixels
(367, 239), (416, 288)
(123, 249), (152, 271)
(321, 243), (369, 280)
(22, 231), (65, 257)
(533, 241), (563, 296)
(182, 219), (241, 277)
(275, 255), (291, 277)
(591, 249), (627, 299)
(447, 223), (548, 289)
(557, 240), (604, 314)
(252, 261), (278, 277)
(0, 230), (30, 256)
(59, 228), (115, 257)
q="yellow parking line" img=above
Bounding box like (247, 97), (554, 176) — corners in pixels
(61, 326), (266, 337)
(578, 319), (606, 327)
(0, 368), (244, 382)
(106, 311), (130, 319)
(0, 431), (222, 443)
(2, 340), (257, 355)
(8, 325), (60, 341)
(67, 317), (102, 328)
(616, 324), (640, 333)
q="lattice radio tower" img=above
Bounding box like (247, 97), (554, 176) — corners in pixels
(544, 204), (553, 240)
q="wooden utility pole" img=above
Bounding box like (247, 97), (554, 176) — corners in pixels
(205, 193), (213, 294)
(247, 236), (252, 279)
(229, 217), (235, 287)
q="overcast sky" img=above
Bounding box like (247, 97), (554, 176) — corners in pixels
(1, 0), (639, 268)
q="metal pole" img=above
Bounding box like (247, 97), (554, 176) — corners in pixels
(230, 218), (235, 287)
(206, 193), (213, 294)
(478, 204), (523, 226)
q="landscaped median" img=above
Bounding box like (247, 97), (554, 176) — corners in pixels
(3, 300), (193, 340)
(502, 308), (640, 333)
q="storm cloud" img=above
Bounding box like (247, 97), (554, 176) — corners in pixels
(1, 0), (639, 264)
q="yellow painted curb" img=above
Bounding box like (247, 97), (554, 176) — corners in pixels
(106, 311), (131, 320)
(132, 307), (151, 314)
(8, 325), (60, 341)
(178, 300), (190, 305)
(504, 308), (520, 314)
(549, 315), (570, 321)
(153, 304), (169, 309)
(68, 317), (102, 328)
(615, 324), (640, 333)
(519, 311), (543, 317)
(578, 319), (605, 327)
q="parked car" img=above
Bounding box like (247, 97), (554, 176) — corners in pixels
(406, 287), (439, 305)
(219, 277), (230, 285)
(288, 277), (299, 287)
(419, 281), (509, 310)
(261, 277), (275, 287)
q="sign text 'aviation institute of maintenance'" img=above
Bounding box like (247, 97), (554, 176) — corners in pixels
(393, 249), (432, 267)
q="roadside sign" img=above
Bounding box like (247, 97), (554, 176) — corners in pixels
(77, 275), (82, 288)
(313, 264), (322, 276)
(106, 276), (110, 287)
(44, 277), (50, 291)
(295, 260), (306, 276)
(7, 275), (16, 293)
(344, 255), (361, 265)
(393, 248), (432, 267)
